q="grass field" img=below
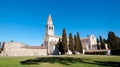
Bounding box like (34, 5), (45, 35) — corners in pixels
(0, 55), (120, 67)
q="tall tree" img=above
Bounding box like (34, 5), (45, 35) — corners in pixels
(103, 38), (109, 49)
(74, 35), (77, 51)
(69, 33), (74, 52)
(0, 42), (1, 48)
(57, 39), (64, 55)
(99, 36), (105, 49)
(0, 42), (5, 53)
(107, 31), (119, 50)
(116, 37), (120, 50)
(119, 37), (120, 50)
(76, 32), (83, 53)
(0, 42), (1, 53)
(62, 28), (68, 54)
(107, 31), (120, 54)
(97, 38), (100, 49)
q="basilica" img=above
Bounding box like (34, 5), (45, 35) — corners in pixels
(43, 14), (98, 55)
(0, 14), (109, 56)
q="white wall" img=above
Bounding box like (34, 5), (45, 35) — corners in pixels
(49, 37), (59, 42)
(89, 35), (97, 45)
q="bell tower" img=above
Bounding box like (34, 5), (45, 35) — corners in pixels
(46, 14), (54, 36)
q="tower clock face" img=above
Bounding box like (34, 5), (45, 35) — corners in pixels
(49, 27), (53, 30)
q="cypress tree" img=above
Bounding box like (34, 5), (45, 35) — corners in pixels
(62, 28), (68, 54)
(107, 31), (118, 50)
(99, 36), (105, 49)
(0, 42), (1, 48)
(1, 42), (5, 51)
(76, 32), (83, 53)
(107, 31), (120, 54)
(0, 42), (5, 53)
(119, 37), (120, 50)
(69, 33), (74, 52)
(58, 39), (64, 55)
(116, 37), (120, 50)
(97, 38), (100, 49)
(119, 37), (120, 51)
(0, 42), (1, 53)
(107, 41), (111, 49)
(74, 35), (77, 51)
(103, 38), (109, 49)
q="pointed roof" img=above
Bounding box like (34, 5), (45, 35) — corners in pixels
(47, 14), (53, 25)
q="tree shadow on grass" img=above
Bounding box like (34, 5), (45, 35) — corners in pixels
(20, 57), (120, 67)
(93, 61), (120, 67)
(20, 57), (83, 65)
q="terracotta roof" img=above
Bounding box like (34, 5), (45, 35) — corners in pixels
(81, 37), (89, 40)
(81, 39), (89, 42)
(85, 49), (110, 53)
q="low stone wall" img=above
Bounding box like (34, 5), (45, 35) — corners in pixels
(0, 42), (48, 56)
(1, 48), (47, 56)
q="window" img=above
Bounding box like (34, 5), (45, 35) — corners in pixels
(49, 27), (53, 30)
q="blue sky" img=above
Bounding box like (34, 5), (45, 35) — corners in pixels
(0, 0), (120, 46)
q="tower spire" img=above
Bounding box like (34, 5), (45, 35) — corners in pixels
(45, 14), (54, 36)
(47, 14), (53, 25)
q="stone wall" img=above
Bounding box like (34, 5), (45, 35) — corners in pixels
(0, 42), (47, 56)
(1, 48), (47, 56)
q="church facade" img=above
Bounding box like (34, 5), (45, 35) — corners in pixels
(43, 14), (98, 55)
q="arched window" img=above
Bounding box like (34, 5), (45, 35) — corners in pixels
(49, 27), (53, 30)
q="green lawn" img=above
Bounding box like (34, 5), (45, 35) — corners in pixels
(0, 55), (120, 67)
